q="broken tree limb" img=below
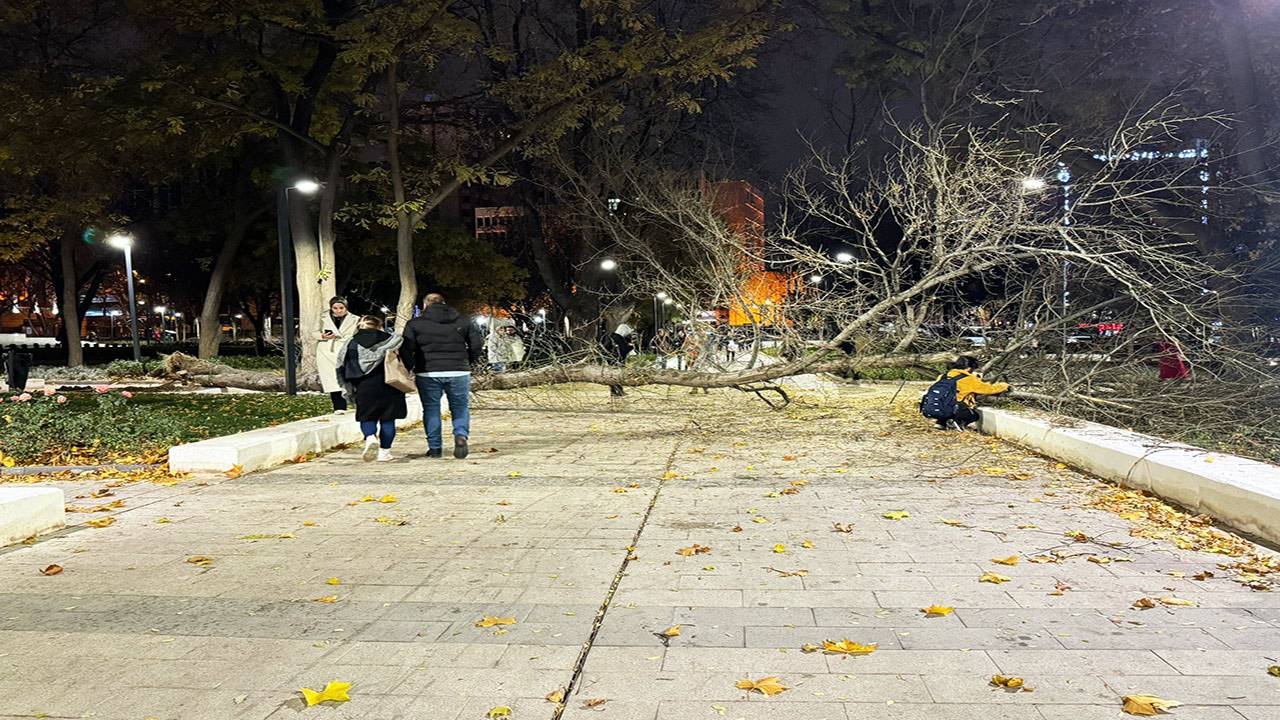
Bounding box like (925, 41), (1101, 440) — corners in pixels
(161, 351), (957, 393)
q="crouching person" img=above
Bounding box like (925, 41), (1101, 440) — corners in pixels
(920, 356), (1010, 431)
(338, 315), (408, 462)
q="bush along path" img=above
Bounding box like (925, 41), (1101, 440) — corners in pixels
(0, 387), (330, 469)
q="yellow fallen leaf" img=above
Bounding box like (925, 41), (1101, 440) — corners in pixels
(186, 556), (213, 567)
(85, 517), (116, 528)
(979, 572), (1011, 584)
(1087, 555), (1112, 565)
(702, 565), (716, 571)
(360, 495), (375, 502)
(735, 676), (788, 696)
(676, 544), (712, 556)
(1017, 523), (1038, 529)
(508, 471), (522, 478)
(326, 577), (341, 585)
(475, 616), (517, 628)
(314, 595), (338, 603)
(801, 539), (815, 549)
(922, 605), (954, 617)
(546, 689), (565, 703)
(940, 519), (969, 527)
(155, 517), (172, 524)
(612, 488), (628, 493)
(1055, 463), (1067, 469)
(487, 706), (512, 718)
(379, 495), (398, 503)
(40, 564), (63, 576)
(822, 639), (877, 656)
(300, 681), (351, 706)
(1268, 665), (1280, 677)
(303, 521), (318, 527)
(790, 479), (809, 487)
(883, 511), (910, 520)
(1158, 597), (1197, 607)
(659, 625), (681, 638)
(990, 675), (1031, 691)
(1121, 694), (1181, 715)
(752, 516), (770, 524)
(773, 544), (786, 554)
(1133, 597), (1157, 609)
(991, 555), (1019, 566)
(224, 465), (243, 479)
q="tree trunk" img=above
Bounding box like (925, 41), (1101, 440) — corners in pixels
(317, 146), (341, 305)
(385, 63), (419, 330)
(165, 352), (320, 391)
(58, 234), (83, 367)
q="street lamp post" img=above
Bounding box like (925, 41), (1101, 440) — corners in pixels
(277, 178), (320, 395)
(106, 234), (142, 362)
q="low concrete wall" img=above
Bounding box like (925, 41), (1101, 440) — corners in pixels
(169, 394), (425, 474)
(980, 408), (1280, 545)
(0, 487), (65, 546)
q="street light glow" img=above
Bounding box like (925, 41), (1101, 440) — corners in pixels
(810, 274), (823, 284)
(154, 305), (166, 313)
(1021, 176), (1047, 192)
(106, 233), (134, 250)
(293, 179), (321, 194)
(599, 258), (617, 271)
(835, 252), (853, 263)
(656, 291), (668, 300)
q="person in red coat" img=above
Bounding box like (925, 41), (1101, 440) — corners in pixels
(1155, 341), (1190, 380)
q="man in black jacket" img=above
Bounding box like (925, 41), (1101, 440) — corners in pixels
(399, 293), (483, 458)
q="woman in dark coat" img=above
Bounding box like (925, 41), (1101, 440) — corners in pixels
(337, 316), (408, 462)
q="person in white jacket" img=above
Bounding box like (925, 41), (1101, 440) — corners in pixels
(314, 296), (359, 413)
(486, 324), (525, 372)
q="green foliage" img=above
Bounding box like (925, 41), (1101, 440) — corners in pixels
(209, 355), (286, 371)
(0, 390), (329, 464)
(104, 360), (161, 378)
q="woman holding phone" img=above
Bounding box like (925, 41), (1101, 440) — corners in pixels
(315, 296), (358, 413)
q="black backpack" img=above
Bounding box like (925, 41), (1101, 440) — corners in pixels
(919, 374), (961, 419)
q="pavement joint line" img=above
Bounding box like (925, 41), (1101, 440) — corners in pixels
(550, 422), (688, 720)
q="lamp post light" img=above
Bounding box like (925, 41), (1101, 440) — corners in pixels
(599, 258), (617, 272)
(1020, 176), (1047, 192)
(277, 177), (320, 395)
(107, 234), (142, 362)
(810, 274), (823, 285)
(835, 251), (853, 263)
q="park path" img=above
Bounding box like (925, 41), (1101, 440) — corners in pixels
(1, 385), (1278, 720)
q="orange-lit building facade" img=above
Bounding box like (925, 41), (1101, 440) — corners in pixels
(706, 180), (798, 327)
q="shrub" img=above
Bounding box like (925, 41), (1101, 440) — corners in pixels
(0, 389), (179, 464)
(104, 359), (157, 378)
(210, 355), (286, 371)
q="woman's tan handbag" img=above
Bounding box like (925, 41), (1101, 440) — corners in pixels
(382, 351), (417, 393)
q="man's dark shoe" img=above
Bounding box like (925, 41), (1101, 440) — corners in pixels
(453, 435), (469, 459)
(426, 448), (442, 459)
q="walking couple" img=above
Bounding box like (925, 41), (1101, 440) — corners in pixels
(336, 293), (482, 462)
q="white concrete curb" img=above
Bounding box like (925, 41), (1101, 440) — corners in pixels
(979, 407), (1280, 545)
(169, 394), (426, 474)
(0, 487), (65, 546)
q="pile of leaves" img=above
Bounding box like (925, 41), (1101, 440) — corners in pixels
(1090, 486), (1277, 590)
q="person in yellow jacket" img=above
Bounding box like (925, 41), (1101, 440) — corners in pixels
(935, 356), (1011, 430)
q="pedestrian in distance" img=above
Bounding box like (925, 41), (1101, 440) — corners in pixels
(919, 355), (1011, 431)
(400, 293), (483, 459)
(487, 324), (525, 373)
(337, 315), (407, 462)
(605, 323), (634, 397)
(316, 296), (359, 414)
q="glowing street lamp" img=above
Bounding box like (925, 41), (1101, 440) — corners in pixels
(810, 274), (824, 284)
(106, 234), (142, 361)
(1020, 176), (1047, 192)
(599, 258), (617, 272)
(835, 252), (853, 263)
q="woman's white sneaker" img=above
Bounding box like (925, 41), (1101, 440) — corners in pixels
(361, 435), (379, 462)
(376, 449), (393, 462)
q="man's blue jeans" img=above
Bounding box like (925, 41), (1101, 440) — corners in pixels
(415, 374), (471, 450)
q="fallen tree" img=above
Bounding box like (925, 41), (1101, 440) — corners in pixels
(163, 350), (957, 393)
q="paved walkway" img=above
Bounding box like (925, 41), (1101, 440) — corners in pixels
(2, 385), (1278, 720)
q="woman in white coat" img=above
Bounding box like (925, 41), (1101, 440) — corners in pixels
(315, 296), (359, 413)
